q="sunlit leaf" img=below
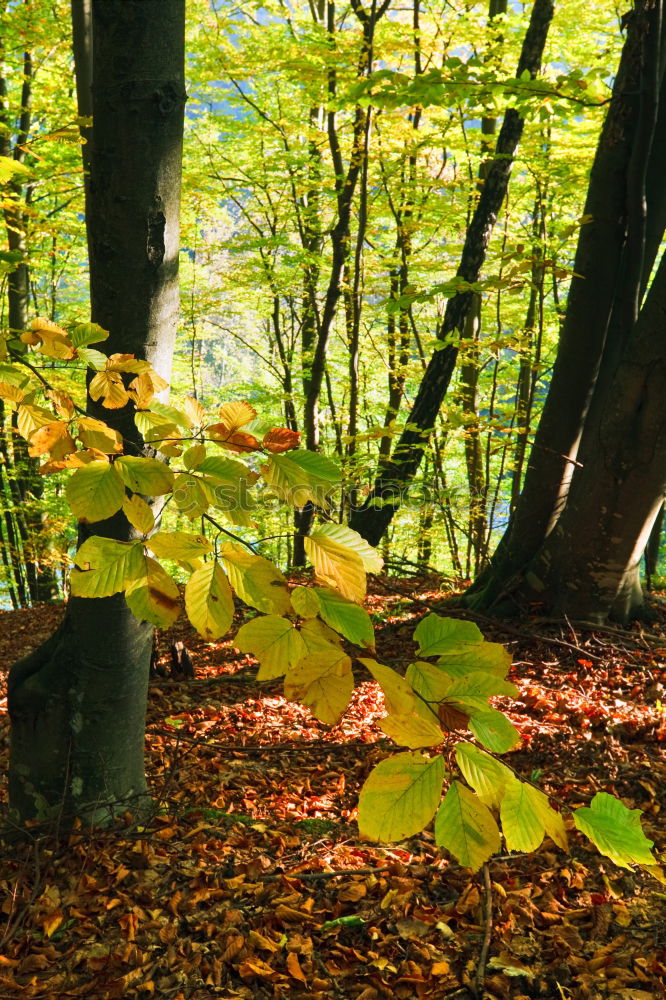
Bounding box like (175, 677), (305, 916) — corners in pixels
(70, 536), (145, 598)
(77, 416), (123, 454)
(305, 524), (382, 602)
(358, 751), (445, 842)
(122, 494), (155, 534)
(28, 421), (76, 459)
(380, 713), (444, 749)
(185, 561), (234, 640)
(70, 322), (109, 347)
(148, 530), (213, 565)
(290, 585), (321, 618)
(235, 615), (306, 679)
(125, 555), (180, 628)
(220, 541), (291, 615)
(218, 400), (257, 430)
(261, 450), (340, 508)
(284, 649), (353, 725)
(116, 456), (175, 496)
(89, 370), (129, 409)
(360, 658), (415, 715)
(66, 461), (125, 522)
(414, 614), (483, 657)
(314, 587), (374, 646)
(455, 743), (514, 810)
(573, 792), (656, 868)
(184, 396), (205, 425)
(436, 641), (512, 678)
(434, 781), (500, 871)
(469, 709), (521, 753)
(501, 780), (568, 853)
(171, 473), (212, 519)
(263, 427), (301, 452)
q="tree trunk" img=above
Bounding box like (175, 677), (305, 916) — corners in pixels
(8, 0), (185, 826)
(470, 0), (666, 604)
(503, 247), (666, 623)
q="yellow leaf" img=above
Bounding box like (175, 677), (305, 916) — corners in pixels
(42, 910), (64, 938)
(184, 395), (206, 425)
(28, 421), (76, 459)
(0, 381), (26, 404)
(236, 615), (306, 679)
(220, 542), (291, 615)
(123, 495), (155, 535)
(77, 416), (123, 454)
(305, 527), (369, 602)
(185, 561), (234, 640)
(47, 388), (75, 418)
(66, 461), (125, 522)
(284, 650), (353, 725)
(380, 713), (444, 749)
(360, 658), (415, 715)
(218, 400), (256, 430)
(126, 556), (180, 628)
(89, 370), (129, 409)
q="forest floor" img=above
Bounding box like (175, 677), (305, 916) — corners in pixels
(0, 577), (666, 1000)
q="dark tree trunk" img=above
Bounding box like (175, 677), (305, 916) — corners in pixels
(468, 0), (666, 621)
(470, 0), (666, 605)
(8, 0), (185, 826)
(349, 0), (554, 545)
(499, 247), (666, 624)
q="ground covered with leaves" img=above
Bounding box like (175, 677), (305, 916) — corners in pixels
(1, 579), (666, 1000)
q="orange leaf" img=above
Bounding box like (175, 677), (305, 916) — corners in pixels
(207, 423), (261, 453)
(263, 427), (301, 453)
(286, 951), (307, 984)
(42, 910), (64, 938)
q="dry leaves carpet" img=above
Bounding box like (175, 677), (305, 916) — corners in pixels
(0, 578), (665, 1000)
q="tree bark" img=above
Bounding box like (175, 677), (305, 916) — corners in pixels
(8, 0), (185, 826)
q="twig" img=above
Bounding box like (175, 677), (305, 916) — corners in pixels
(475, 863), (493, 998)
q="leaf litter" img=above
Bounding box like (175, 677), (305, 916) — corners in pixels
(0, 579), (665, 999)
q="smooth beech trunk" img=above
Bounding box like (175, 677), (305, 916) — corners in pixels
(8, 0), (185, 825)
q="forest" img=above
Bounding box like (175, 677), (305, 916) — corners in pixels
(1, 0), (666, 997)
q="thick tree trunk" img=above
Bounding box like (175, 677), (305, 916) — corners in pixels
(471, 0), (666, 603)
(8, 0), (185, 825)
(498, 247), (666, 624)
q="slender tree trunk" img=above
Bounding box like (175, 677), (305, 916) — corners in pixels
(349, 0), (554, 545)
(8, 0), (185, 825)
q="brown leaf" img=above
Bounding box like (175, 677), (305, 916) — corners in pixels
(263, 427), (301, 453)
(438, 702), (470, 731)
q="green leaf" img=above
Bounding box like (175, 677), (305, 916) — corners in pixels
(305, 524), (381, 602)
(220, 542), (291, 615)
(358, 751), (445, 842)
(235, 615), (306, 679)
(116, 456), (175, 496)
(469, 709), (521, 753)
(70, 323), (109, 347)
(125, 555), (180, 628)
(262, 449), (340, 507)
(185, 561), (234, 640)
(284, 650), (354, 725)
(455, 743), (513, 810)
(134, 410), (178, 445)
(573, 792), (655, 868)
(442, 673), (518, 715)
(414, 614), (483, 657)
(76, 347), (108, 370)
(314, 587), (374, 647)
(290, 585), (321, 618)
(148, 530), (213, 566)
(405, 661), (455, 719)
(434, 781), (500, 871)
(360, 658), (415, 715)
(70, 536), (145, 598)
(150, 400), (192, 428)
(198, 454), (251, 482)
(501, 780), (568, 853)
(436, 641), (511, 679)
(66, 461), (125, 522)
